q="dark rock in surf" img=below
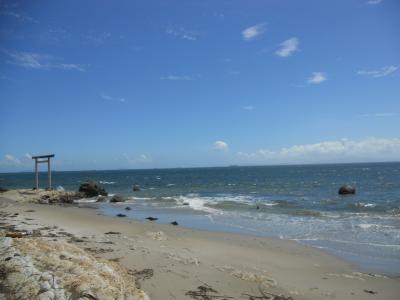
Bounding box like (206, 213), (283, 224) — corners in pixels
(96, 196), (107, 202)
(145, 217), (158, 221)
(116, 214), (126, 217)
(170, 221), (179, 226)
(338, 185), (356, 195)
(0, 187), (8, 193)
(79, 181), (108, 197)
(125, 206), (131, 210)
(110, 194), (125, 203)
(133, 185), (140, 192)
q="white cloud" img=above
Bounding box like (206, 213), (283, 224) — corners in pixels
(214, 141), (229, 151)
(242, 23), (266, 41)
(161, 75), (192, 81)
(237, 137), (400, 164)
(357, 66), (398, 78)
(242, 106), (255, 111)
(100, 93), (127, 103)
(307, 72), (327, 84)
(4, 50), (85, 71)
(25, 153), (32, 159)
(166, 27), (198, 41)
(367, 0), (383, 4)
(4, 154), (21, 164)
(275, 37), (299, 57)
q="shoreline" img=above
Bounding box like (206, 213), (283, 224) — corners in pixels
(1, 190), (400, 299)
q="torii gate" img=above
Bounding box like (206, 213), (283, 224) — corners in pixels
(32, 154), (54, 190)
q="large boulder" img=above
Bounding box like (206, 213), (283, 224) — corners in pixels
(78, 181), (107, 197)
(338, 185), (356, 195)
(110, 194), (125, 203)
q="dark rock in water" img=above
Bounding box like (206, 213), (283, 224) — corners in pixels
(116, 214), (126, 217)
(125, 206), (132, 210)
(96, 196), (107, 202)
(0, 187), (8, 193)
(170, 221), (179, 226)
(182, 202), (189, 206)
(79, 181), (108, 197)
(133, 185), (140, 192)
(338, 185), (356, 195)
(110, 194), (125, 203)
(145, 217), (158, 221)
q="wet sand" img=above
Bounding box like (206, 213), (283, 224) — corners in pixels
(1, 192), (399, 299)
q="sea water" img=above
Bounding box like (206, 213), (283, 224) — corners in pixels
(1, 162), (399, 275)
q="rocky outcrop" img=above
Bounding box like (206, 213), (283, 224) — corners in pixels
(133, 185), (140, 192)
(338, 185), (356, 195)
(1, 189), (83, 204)
(110, 194), (125, 203)
(78, 181), (108, 197)
(0, 237), (149, 300)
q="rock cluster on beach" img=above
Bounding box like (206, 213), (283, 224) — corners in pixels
(78, 180), (108, 197)
(0, 237), (149, 300)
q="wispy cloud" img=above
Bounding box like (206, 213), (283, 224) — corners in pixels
(124, 154), (152, 164)
(307, 72), (327, 84)
(367, 0), (383, 4)
(242, 106), (255, 111)
(160, 75), (192, 81)
(275, 37), (299, 57)
(359, 112), (398, 118)
(214, 141), (229, 151)
(242, 23), (266, 41)
(166, 27), (198, 41)
(237, 137), (400, 164)
(4, 50), (85, 71)
(4, 154), (21, 164)
(100, 93), (127, 103)
(82, 32), (112, 46)
(0, 6), (37, 23)
(357, 66), (398, 78)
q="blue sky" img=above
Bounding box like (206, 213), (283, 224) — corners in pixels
(0, 0), (399, 172)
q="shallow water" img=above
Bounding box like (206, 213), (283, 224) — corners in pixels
(1, 162), (400, 275)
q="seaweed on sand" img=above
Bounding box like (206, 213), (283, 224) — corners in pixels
(186, 284), (233, 299)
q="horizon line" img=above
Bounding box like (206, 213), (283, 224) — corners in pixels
(1, 160), (399, 174)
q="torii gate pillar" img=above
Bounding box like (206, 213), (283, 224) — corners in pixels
(32, 154), (55, 190)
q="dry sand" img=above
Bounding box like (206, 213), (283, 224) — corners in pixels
(1, 190), (399, 299)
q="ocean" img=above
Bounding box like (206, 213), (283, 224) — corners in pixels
(1, 162), (399, 275)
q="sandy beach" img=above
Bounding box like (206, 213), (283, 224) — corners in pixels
(0, 190), (399, 300)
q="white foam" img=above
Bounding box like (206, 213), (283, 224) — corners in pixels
(74, 198), (98, 203)
(99, 181), (115, 185)
(176, 195), (219, 214)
